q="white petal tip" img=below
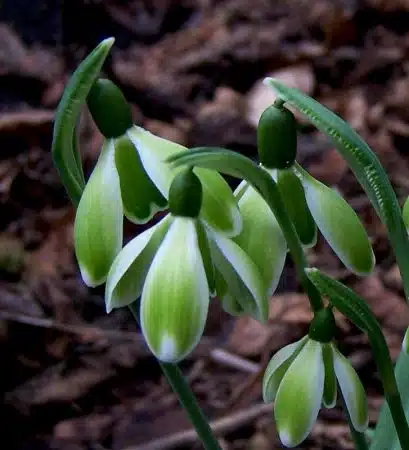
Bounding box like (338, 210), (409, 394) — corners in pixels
(157, 334), (179, 363)
(79, 267), (105, 288)
(279, 431), (299, 448)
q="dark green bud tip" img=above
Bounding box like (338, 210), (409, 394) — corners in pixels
(308, 307), (336, 343)
(87, 78), (133, 138)
(257, 103), (297, 169)
(168, 168), (203, 218)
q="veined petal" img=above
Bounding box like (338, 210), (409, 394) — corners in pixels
(127, 126), (183, 198)
(235, 185), (287, 297)
(74, 139), (122, 287)
(233, 179), (250, 202)
(332, 344), (368, 432)
(196, 168), (242, 236)
(114, 136), (167, 223)
(210, 230), (269, 322)
(263, 336), (308, 403)
(322, 343), (337, 408)
(141, 217), (209, 362)
(295, 164), (375, 275)
(275, 338), (324, 447)
(105, 215), (172, 313)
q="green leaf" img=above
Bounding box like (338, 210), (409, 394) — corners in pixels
(52, 37), (114, 206)
(371, 351), (409, 450)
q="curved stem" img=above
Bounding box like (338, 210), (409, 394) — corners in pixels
(306, 269), (409, 450)
(128, 303), (221, 450)
(168, 148), (324, 312)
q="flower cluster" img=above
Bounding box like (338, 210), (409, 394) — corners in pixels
(70, 73), (374, 447)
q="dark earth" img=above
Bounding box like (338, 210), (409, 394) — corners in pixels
(2, 1), (409, 449)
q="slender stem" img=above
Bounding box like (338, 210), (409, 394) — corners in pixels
(128, 303), (221, 450)
(341, 394), (369, 450)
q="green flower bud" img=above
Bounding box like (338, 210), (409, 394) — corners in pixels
(168, 168), (203, 218)
(257, 102), (297, 169)
(308, 307), (336, 343)
(277, 168), (317, 247)
(87, 78), (133, 138)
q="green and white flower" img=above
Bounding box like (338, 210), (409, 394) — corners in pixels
(105, 169), (267, 362)
(263, 337), (368, 448)
(74, 80), (241, 287)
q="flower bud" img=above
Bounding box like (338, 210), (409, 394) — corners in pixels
(257, 102), (297, 169)
(87, 78), (133, 138)
(168, 168), (203, 218)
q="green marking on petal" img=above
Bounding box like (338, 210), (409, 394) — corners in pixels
(74, 139), (123, 287)
(195, 168), (242, 236)
(332, 344), (369, 432)
(210, 230), (269, 322)
(294, 163), (375, 275)
(278, 168), (317, 248)
(127, 126), (183, 198)
(141, 217), (209, 362)
(105, 215), (172, 312)
(196, 221), (215, 295)
(275, 338), (324, 447)
(263, 336), (308, 403)
(322, 343), (337, 408)
(115, 136), (167, 223)
(235, 185), (287, 297)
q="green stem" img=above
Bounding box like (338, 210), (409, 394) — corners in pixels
(128, 303), (221, 450)
(306, 269), (409, 450)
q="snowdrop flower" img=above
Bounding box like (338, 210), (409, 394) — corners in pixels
(263, 309), (368, 447)
(74, 79), (241, 287)
(105, 168), (268, 362)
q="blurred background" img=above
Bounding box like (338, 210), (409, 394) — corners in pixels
(2, 0), (409, 449)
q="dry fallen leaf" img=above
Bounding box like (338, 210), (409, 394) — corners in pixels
(246, 63), (315, 127)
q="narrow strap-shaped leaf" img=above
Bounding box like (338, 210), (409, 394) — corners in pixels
(266, 78), (409, 302)
(52, 37), (115, 207)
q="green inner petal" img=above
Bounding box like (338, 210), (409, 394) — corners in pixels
(115, 136), (167, 224)
(127, 126), (184, 198)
